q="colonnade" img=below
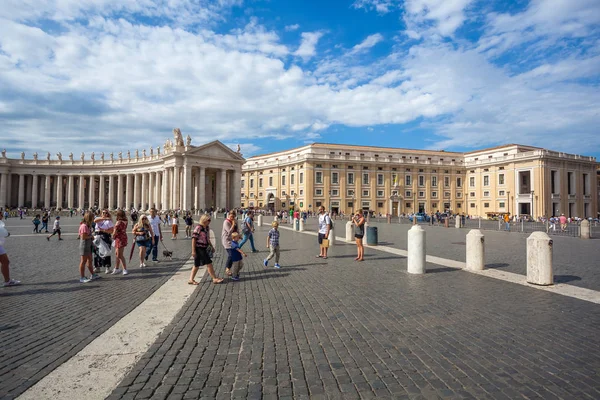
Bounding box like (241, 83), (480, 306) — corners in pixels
(0, 166), (242, 211)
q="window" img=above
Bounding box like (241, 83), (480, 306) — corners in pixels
(316, 164), (323, 168)
(405, 175), (412, 186)
(377, 174), (384, 185)
(332, 172), (339, 185)
(551, 170), (558, 194)
(315, 172), (323, 184)
(469, 177), (475, 187)
(456, 192), (462, 198)
(290, 174), (294, 185)
(456, 203), (461, 208)
(499, 202), (505, 208)
(418, 191), (425, 198)
(431, 176), (438, 187)
(418, 175), (425, 187)
(470, 192), (475, 197)
(250, 179), (254, 189)
(444, 176), (450, 187)
(483, 176), (490, 186)
(281, 190), (286, 196)
(499, 190), (505, 196)
(483, 191), (490, 197)
(406, 202), (411, 208)
(281, 175), (286, 186)
(568, 172), (575, 194)
(299, 189), (303, 195)
(432, 202), (437, 208)
(444, 192), (451, 198)
(299, 172), (304, 184)
(498, 174), (505, 185)
(378, 202), (384, 208)
(331, 189), (339, 196)
(405, 190), (412, 197)
(269, 177), (273, 186)
(583, 173), (590, 195)
(362, 190), (369, 197)
(347, 201), (353, 208)
(347, 189), (355, 197)
(259, 178), (263, 187)
(432, 191), (437, 198)
(363, 173), (369, 185)
(456, 177), (462, 188)
(241, 179), (245, 189)
(347, 172), (355, 185)
(377, 190), (384, 197)
(315, 189), (323, 196)
(484, 202), (490, 208)
(316, 201), (322, 207)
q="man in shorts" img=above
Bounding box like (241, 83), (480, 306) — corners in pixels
(146, 208), (163, 262)
(316, 206), (331, 259)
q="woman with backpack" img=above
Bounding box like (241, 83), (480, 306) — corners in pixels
(189, 214), (223, 285)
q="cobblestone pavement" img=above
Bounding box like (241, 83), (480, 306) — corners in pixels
(301, 217), (600, 291)
(0, 217), (193, 400)
(110, 223), (600, 400)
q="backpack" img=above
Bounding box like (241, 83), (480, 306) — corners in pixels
(194, 226), (209, 248)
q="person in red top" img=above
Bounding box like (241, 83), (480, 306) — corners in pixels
(112, 210), (129, 275)
(78, 212), (95, 283)
(559, 213), (568, 232)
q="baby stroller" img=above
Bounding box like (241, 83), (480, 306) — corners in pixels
(93, 231), (113, 273)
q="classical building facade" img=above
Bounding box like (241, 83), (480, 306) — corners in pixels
(242, 143), (599, 219)
(0, 132), (244, 212)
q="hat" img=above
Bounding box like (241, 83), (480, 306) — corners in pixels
(56, 216), (60, 219)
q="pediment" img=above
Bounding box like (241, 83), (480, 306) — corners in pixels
(185, 140), (245, 162)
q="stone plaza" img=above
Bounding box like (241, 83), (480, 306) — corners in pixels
(1, 215), (599, 400)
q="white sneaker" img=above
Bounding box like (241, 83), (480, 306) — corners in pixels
(104, 267), (111, 274)
(140, 263), (145, 268)
(3, 279), (21, 287)
(111, 268), (121, 275)
(122, 269), (129, 275)
(79, 277), (91, 283)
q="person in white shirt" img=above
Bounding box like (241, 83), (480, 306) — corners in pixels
(316, 206), (331, 259)
(146, 208), (163, 262)
(47, 216), (62, 241)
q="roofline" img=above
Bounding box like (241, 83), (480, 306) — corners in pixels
(463, 143), (543, 155)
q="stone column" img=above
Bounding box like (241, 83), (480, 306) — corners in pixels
(98, 175), (105, 209)
(232, 169), (241, 210)
(78, 175), (85, 209)
(218, 169), (227, 209)
(67, 175), (74, 209)
(141, 173), (147, 210)
(18, 174), (25, 207)
(148, 172), (154, 209)
(31, 174), (39, 209)
(163, 169), (171, 210)
(44, 175), (52, 209)
(155, 172), (162, 210)
(108, 175), (115, 209)
(173, 166), (180, 210)
(0, 173), (8, 208)
(197, 167), (205, 211)
(126, 174), (133, 209)
(117, 175), (124, 209)
(89, 175), (96, 208)
(133, 173), (140, 209)
(183, 164), (192, 211)
(25, 175), (32, 206)
(56, 175), (63, 209)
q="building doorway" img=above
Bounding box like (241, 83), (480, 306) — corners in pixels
(392, 201), (399, 216)
(519, 202), (531, 216)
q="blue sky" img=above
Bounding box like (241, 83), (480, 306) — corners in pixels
(0, 0), (599, 159)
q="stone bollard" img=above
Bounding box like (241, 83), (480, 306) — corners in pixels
(293, 218), (298, 231)
(526, 232), (553, 286)
(387, 214), (391, 224)
(455, 217), (461, 229)
(466, 229), (485, 271)
(257, 214), (263, 227)
(412, 216), (417, 225)
(580, 220), (590, 239)
(328, 228), (335, 246)
(346, 221), (353, 242)
(407, 225), (426, 274)
(444, 218), (449, 228)
(299, 218), (305, 231)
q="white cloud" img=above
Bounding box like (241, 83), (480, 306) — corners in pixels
(349, 33), (384, 54)
(352, 0), (397, 14)
(294, 31), (325, 60)
(403, 0), (475, 37)
(226, 143), (261, 156)
(285, 24), (300, 32)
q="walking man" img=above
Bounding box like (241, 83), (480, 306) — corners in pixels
(146, 208), (163, 262)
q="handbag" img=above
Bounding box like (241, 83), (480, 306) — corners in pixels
(322, 238), (330, 248)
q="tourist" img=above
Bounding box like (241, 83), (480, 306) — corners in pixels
(263, 220), (281, 269)
(46, 216), (62, 241)
(94, 209), (115, 273)
(184, 213), (193, 239)
(316, 206), (332, 259)
(559, 213), (568, 232)
(171, 213), (179, 239)
(133, 215), (154, 268)
(112, 210), (129, 275)
(230, 232), (247, 281)
(146, 208), (163, 262)
(503, 213), (511, 231)
(239, 210), (258, 252)
(41, 212), (49, 233)
(189, 214), (223, 285)
(0, 212), (20, 286)
(78, 212), (96, 283)
(32, 214), (41, 233)
(353, 211), (365, 261)
(221, 210), (238, 276)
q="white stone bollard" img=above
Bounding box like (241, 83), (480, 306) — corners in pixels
(293, 218), (298, 231)
(455, 217), (461, 229)
(407, 225), (426, 274)
(299, 219), (305, 232)
(257, 214), (263, 227)
(328, 228), (335, 246)
(526, 232), (553, 286)
(580, 220), (590, 239)
(466, 229), (485, 271)
(346, 221), (353, 242)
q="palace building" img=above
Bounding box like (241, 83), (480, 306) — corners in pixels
(242, 143), (599, 219)
(0, 130), (244, 212)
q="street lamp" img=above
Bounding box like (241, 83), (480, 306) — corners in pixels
(531, 189), (535, 219)
(507, 190), (510, 215)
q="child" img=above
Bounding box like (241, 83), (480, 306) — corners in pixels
(32, 214), (41, 233)
(230, 232), (247, 281)
(263, 221), (281, 269)
(47, 216), (62, 241)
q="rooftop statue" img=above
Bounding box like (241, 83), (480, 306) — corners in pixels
(69, 152), (73, 161)
(1, 149), (5, 158)
(46, 152), (50, 161)
(57, 152), (62, 161)
(186, 135), (192, 146)
(173, 128), (184, 146)
(100, 152), (105, 161)
(21, 152), (25, 160)
(127, 150), (130, 159)
(118, 151), (123, 161)
(110, 152), (114, 161)
(143, 149), (146, 157)
(91, 152), (95, 161)
(33, 152), (38, 161)
(81, 152), (85, 161)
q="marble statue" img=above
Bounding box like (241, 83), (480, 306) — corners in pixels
(157, 146), (161, 155)
(81, 152), (85, 161)
(236, 144), (241, 153)
(150, 147), (154, 156)
(186, 135), (192, 146)
(118, 151), (123, 161)
(173, 128), (184, 146)
(20, 152), (25, 160)
(57, 152), (62, 161)
(1, 149), (6, 158)
(33, 152), (38, 161)
(100, 152), (104, 161)
(135, 149), (139, 158)
(91, 152), (95, 161)
(143, 149), (146, 157)
(110, 152), (114, 161)
(46, 152), (50, 161)
(69, 152), (73, 161)
(127, 150), (130, 159)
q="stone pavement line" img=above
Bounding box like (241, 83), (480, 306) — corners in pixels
(279, 225), (600, 305)
(17, 258), (204, 400)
